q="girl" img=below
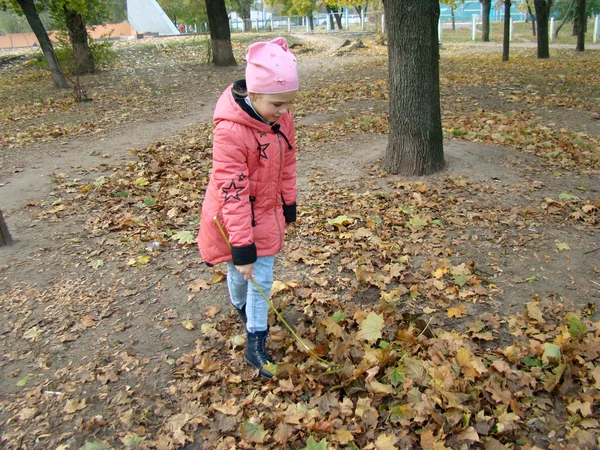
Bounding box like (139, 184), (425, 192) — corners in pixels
(197, 37), (298, 380)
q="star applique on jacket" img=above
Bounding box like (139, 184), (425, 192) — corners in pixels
(222, 179), (243, 202)
(257, 141), (269, 159)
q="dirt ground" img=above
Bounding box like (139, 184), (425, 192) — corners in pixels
(0, 34), (599, 449)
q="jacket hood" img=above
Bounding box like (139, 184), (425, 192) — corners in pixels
(213, 81), (274, 132)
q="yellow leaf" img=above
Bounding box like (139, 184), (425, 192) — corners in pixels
(332, 428), (354, 444)
(526, 302), (545, 323)
(188, 279), (210, 292)
(567, 400), (593, 417)
(322, 317), (342, 338)
(181, 319), (195, 330)
(456, 426), (480, 443)
(209, 272), (226, 284)
(357, 312), (384, 343)
(447, 304), (467, 318)
(456, 347), (472, 368)
(64, 398), (87, 414)
(272, 280), (291, 295)
(375, 433), (398, 449)
(367, 380), (394, 396)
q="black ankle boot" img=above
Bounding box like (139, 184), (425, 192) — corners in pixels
(244, 330), (274, 379)
(235, 305), (247, 324)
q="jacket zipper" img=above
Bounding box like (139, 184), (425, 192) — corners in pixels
(276, 133), (284, 248)
(249, 196), (256, 227)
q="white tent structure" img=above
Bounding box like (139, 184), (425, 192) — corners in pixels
(127, 0), (180, 35)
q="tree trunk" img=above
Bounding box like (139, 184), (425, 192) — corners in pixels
(381, 1), (444, 176)
(233, 3), (252, 32)
(326, 6), (335, 29)
(205, 0), (237, 66)
(334, 11), (343, 30)
(534, 0), (552, 58)
(480, 0), (492, 42)
(554, 0), (575, 38)
(324, 5), (343, 30)
(451, 6), (456, 31)
(527, 2), (537, 36)
(15, 0), (69, 88)
(65, 8), (95, 74)
(503, 0), (511, 61)
(0, 208), (13, 246)
(576, 0), (586, 51)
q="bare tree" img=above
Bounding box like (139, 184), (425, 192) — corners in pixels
(205, 0), (237, 66)
(381, 1), (444, 176)
(554, 0), (575, 38)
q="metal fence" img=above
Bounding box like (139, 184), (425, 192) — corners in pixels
(229, 11), (384, 34)
(228, 9), (600, 44)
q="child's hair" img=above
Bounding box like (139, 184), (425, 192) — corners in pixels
(245, 37), (298, 94)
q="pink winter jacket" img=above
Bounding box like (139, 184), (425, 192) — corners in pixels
(197, 83), (297, 266)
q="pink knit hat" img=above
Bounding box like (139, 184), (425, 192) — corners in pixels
(246, 37), (299, 94)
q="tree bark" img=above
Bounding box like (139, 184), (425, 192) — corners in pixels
(205, 0), (237, 66)
(554, 0), (575, 38)
(576, 0), (586, 51)
(0, 208), (13, 246)
(65, 8), (95, 74)
(534, 0), (552, 58)
(480, 0), (492, 42)
(381, 1), (444, 176)
(15, 0), (69, 88)
(503, 0), (511, 61)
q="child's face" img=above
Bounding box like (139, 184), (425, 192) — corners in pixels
(249, 91), (297, 123)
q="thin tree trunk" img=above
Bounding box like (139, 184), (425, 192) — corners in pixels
(326, 6), (335, 29)
(65, 8), (94, 74)
(334, 11), (343, 29)
(554, 0), (575, 38)
(205, 0), (237, 66)
(576, 0), (586, 51)
(481, 0), (492, 42)
(381, 0), (444, 176)
(527, 2), (537, 36)
(234, 3), (252, 32)
(15, 0), (69, 88)
(534, 0), (552, 58)
(0, 208), (13, 246)
(451, 6), (456, 31)
(503, 0), (511, 61)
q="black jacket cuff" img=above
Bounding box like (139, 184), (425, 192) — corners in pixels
(231, 243), (257, 265)
(283, 203), (296, 223)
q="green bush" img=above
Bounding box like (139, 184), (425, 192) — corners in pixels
(36, 33), (118, 74)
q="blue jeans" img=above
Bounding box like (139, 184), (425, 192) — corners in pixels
(227, 256), (274, 333)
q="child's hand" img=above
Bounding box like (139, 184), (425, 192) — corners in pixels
(235, 263), (254, 280)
